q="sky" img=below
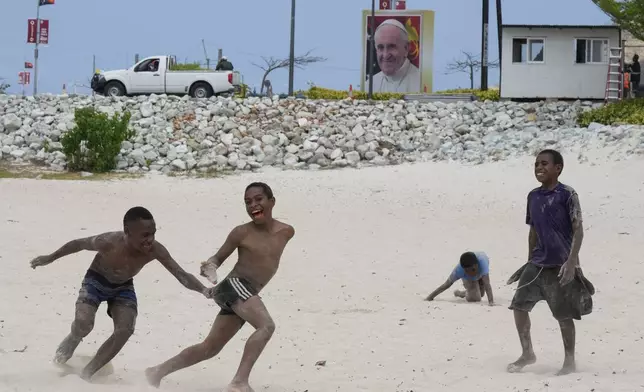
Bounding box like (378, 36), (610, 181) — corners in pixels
(0, 0), (611, 95)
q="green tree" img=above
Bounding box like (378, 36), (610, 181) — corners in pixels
(0, 78), (9, 94)
(592, 0), (644, 41)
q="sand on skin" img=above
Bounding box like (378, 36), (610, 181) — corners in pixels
(0, 155), (643, 392)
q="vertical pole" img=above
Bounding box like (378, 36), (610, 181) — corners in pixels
(480, 0), (489, 90)
(288, 0), (296, 95)
(218, 48), (223, 62)
(92, 54), (96, 96)
(368, 0), (375, 99)
(34, 0), (41, 95)
(496, 0), (502, 93)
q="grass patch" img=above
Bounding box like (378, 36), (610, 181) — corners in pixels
(577, 98), (644, 127)
(0, 165), (142, 181)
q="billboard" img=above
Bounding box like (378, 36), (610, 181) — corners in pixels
(361, 10), (435, 94)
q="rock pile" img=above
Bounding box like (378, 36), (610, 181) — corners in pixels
(1, 94), (643, 174)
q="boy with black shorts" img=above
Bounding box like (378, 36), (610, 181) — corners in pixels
(29, 207), (209, 381)
(507, 149), (594, 376)
(146, 182), (295, 392)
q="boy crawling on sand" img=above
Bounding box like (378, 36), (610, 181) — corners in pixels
(506, 149), (594, 376)
(425, 251), (494, 305)
(29, 206), (209, 381)
(146, 182), (295, 392)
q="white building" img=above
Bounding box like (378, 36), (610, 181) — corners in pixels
(500, 24), (622, 100)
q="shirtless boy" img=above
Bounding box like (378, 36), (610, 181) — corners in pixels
(507, 149), (594, 376)
(425, 251), (494, 305)
(145, 182), (295, 392)
(29, 206), (209, 381)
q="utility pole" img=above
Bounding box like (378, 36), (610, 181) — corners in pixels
(480, 0), (489, 91)
(218, 48), (223, 62)
(367, 0), (376, 99)
(496, 0), (502, 89)
(288, 0), (296, 95)
(33, 0), (41, 95)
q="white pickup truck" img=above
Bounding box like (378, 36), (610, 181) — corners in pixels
(91, 55), (242, 98)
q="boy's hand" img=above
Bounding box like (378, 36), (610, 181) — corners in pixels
(558, 260), (576, 286)
(200, 261), (218, 284)
(202, 287), (216, 299)
(30, 255), (53, 269)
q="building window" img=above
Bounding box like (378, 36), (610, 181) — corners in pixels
(512, 38), (545, 63)
(575, 39), (609, 64)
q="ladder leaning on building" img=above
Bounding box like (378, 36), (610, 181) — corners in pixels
(605, 46), (623, 102)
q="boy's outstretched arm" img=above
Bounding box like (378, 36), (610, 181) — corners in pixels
(481, 274), (494, 305)
(30, 234), (111, 269)
(425, 278), (454, 301)
(155, 243), (208, 294)
(204, 226), (244, 268)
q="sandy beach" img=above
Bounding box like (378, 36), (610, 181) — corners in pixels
(1, 155), (643, 392)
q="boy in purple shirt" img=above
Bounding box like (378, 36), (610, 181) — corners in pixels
(507, 149), (594, 376)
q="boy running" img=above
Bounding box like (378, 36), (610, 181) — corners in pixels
(29, 206), (209, 381)
(145, 182), (295, 392)
(425, 251), (494, 305)
(507, 149), (594, 376)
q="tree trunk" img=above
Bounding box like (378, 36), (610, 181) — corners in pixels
(469, 65), (475, 89)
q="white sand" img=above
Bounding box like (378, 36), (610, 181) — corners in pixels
(1, 156), (643, 392)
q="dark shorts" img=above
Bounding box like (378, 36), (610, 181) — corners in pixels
(213, 277), (258, 316)
(509, 263), (594, 321)
(76, 269), (138, 318)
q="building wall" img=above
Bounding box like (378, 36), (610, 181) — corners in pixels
(501, 27), (620, 99)
(622, 30), (644, 61)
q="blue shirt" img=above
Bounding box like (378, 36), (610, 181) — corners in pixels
(526, 183), (583, 267)
(449, 251), (490, 282)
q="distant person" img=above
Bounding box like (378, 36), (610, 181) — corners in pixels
(372, 19), (421, 93)
(506, 149), (595, 376)
(216, 56), (234, 71)
(425, 251), (494, 305)
(631, 54), (640, 97)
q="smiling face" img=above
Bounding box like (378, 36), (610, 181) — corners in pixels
(375, 24), (409, 76)
(124, 219), (156, 254)
(244, 186), (275, 225)
(534, 152), (561, 185)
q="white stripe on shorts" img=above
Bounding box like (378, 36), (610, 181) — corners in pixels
(230, 277), (253, 300)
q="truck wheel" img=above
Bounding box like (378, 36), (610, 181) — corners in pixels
(104, 81), (125, 97)
(191, 82), (213, 99)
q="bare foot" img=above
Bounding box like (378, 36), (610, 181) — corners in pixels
(556, 360), (576, 376)
(145, 367), (162, 388)
(53, 335), (81, 365)
(224, 382), (255, 392)
(507, 353), (537, 373)
(453, 290), (466, 298)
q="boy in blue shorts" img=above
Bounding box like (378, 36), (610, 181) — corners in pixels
(425, 251), (494, 305)
(507, 149), (594, 376)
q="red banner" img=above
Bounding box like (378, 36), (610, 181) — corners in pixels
(19, 72), (31, 85)
(27, 19), (37, 43)
(25, 62), (34, 69)
(395, 0), (406, 10)
(379, 0), (392, 10)
(39, 19), (49, 44)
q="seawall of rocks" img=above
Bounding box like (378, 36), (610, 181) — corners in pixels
(1, 94), (643, 174)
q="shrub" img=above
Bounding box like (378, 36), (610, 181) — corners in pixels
(577, 98), (644, 127)
(304, 86), (404, 101)
(435, 88), (500, 101)
(169, 62), (204, 71)
(60, 107), (133, 172)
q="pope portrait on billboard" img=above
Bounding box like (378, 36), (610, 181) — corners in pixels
(362, 10), (434, 94)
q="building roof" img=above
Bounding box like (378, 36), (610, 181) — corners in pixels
(502, 24), (620, 30)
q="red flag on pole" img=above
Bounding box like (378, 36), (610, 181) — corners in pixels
(39, 0), (55, 6)
(25, 62), (34, 69)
